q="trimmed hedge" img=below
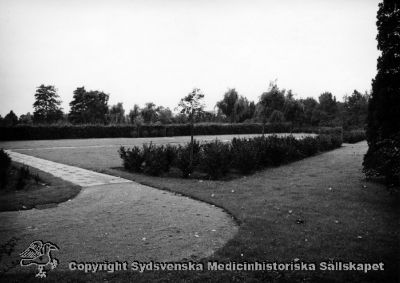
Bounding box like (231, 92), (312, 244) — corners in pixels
(343, 130), (366, 143)
(119, 132), (343, 180)
(200, 140), (232, 179)
(0, 122), (343, 141)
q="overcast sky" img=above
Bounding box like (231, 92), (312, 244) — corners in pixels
(0, 0), (380, 116)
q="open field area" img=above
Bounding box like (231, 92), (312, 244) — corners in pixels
(0, 135), (398, 282)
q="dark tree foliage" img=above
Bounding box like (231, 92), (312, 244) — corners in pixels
(258, 83), (286, 118)
(283, 95), (304, 125)
(215, 89), (255, 123)
(128, 104), (141, 124)
(0, 149), (12, 189)
(141, 102), (158, 124)
(157, 106), (173, 124)
(69, 87), (109, 124)
(19, 112), (33, 125)
(317, 92), (338, 125)
(343, 90), (369, 129)
(269, 110), (285, 123)
(256, 82), (286, 134)
(216, 88), (239, 122)
(3, 111), (18, 126)
(364, 0), (400, 187)
(108, 102), (125, 124)
(300, 97), (319, 126)
(33, 85), (63, 124)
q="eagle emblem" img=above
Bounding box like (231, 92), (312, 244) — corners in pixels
(19, 240), (59, 278)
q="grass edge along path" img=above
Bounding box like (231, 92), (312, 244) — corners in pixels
(0, 161), (81, 211)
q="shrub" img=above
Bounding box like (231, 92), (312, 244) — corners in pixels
(200, 140), (231, 179)
(119, 146), (144, 172)
(264, 135), (289, 166)
(117, 131), (343, 180)
(175, 141), (201, 178)
(231, 138), (260, 174)
(363, 133), (400, 188)
(175, 146), (191, 178)
(317, 135), (333, 151)
(16, 165), (30, 190)
(330, 134), (343, 148)
(298, 136), (319, 156)
(0, 149), (11, 189)
(317, 127), (343, 136)
(119, 143), (175, 175)
(251, 137), (272, 167)
(343, 130), (366, 143)
(141, 143), (167, 176)
(163, 144), (177, 172)
(281, 136), (303, 161)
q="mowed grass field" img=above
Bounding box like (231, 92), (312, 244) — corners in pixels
(1, 135), (398, 282)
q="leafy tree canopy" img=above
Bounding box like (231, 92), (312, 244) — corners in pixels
(69, 87), (109, 124)
(33, 84), (63, 124)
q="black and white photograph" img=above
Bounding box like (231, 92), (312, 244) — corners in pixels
(0, 0), (399, 282)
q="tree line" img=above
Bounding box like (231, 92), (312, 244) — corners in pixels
(0, 83), (369, 130)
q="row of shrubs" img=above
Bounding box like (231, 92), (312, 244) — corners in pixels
(119, 134), (343, 180)
(0, 123), (346, 141)
(0, 149), (38, 190)
(0, 149), (11, 189)
(343, 129), (366, 143)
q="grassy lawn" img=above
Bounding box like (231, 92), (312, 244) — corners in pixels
(0, 162), (81, 211)
(1, 141), (398, 282)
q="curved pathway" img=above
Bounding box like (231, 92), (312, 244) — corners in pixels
(0, 151), (238, 273)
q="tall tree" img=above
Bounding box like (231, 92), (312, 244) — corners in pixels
(283, 91), (305, 125)
(141, 102), (158, 124)
(234, 96), (253, 122)
(343, 90), (369, 129)
(109, 102), (125, 124)
(3, 111), (18, 126)
(216, 89), (239, 122)
(157, 107), (173, 124)
(33, 85), (63, 123)
(19, 112), (33, 125)
(256, 82), (286, 135)
(128, 104), (141, 124)
(317, 92), (338, 126)
(364, 0), (400, 187)
(300, 97), (318, 125)
(177, 88), (205, 169)
(69, 87), (109, 124)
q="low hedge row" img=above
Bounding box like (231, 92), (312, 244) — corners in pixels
(0, 123), (291, 140)
(343, 129), (366, 143)
(0, 123), (344, 141)
(119, 133), (343, 180)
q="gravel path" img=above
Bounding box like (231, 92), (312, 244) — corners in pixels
(0, 151), (238, 273)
